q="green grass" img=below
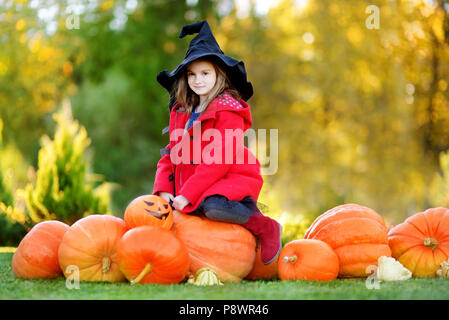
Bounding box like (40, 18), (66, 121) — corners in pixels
(1, 252), (449, 300)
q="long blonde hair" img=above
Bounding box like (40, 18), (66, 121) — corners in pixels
(171, 57), (241, 130)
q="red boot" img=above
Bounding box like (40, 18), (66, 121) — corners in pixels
(242, 210), (283, 265)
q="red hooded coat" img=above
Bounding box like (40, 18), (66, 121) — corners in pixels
(152, 91), (263, 213)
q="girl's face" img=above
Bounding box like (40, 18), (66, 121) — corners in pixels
(186, 60), (217, 98)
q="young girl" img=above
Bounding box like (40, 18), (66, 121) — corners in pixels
(152, 20), (281, 265)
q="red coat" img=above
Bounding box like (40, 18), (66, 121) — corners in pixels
(152, 91), (263, 213)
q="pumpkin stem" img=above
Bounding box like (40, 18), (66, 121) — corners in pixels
(424, 237), (438, 249)
(283, 255), (298, 264)
(131, 263), (152, 285)
(102, 257), (111, 274)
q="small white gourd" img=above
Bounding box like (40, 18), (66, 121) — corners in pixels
(376, 256), (412, 281)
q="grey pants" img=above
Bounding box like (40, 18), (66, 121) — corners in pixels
(195, 195), (257, 224)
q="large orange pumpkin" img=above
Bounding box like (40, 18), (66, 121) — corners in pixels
(124, 195), (173, 230)
(278, 239), (339, 281)
(304, 203), (391, 278)
(173, 210), (256, 282)
(245, 243), (278, 280)
(58, 214), (128, 282)
(117, 226), (190, 284)
(388, 207), (449, 277)
(12, 220), (69, 279)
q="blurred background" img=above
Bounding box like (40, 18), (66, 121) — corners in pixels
(1, 0), (449, 246)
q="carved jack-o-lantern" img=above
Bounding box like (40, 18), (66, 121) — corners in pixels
(124, 195), (173, 230)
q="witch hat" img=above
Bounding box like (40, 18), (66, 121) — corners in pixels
(157, 20), (254, 109)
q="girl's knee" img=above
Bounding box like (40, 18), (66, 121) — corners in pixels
(204, 207), (249, 224)
(204, 208), (231, 222)
(199, 194), (254, 224)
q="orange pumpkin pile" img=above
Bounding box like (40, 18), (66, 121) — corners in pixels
(11, 194), (449, 284)
(11, 195), (191, 285)
(11, 194), (258, 284)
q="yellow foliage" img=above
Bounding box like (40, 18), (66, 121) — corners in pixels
(100, 0), (114, 11)
(346, 26), (363, 45)
(0, 202), (29, 225)
(15, 18), (26, 31)
(429, 151), (449, 208)
(19, 33), (27, 44)
(28, 33), (42, 53)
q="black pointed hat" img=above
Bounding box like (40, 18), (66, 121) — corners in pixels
(157, 20), (254, 106)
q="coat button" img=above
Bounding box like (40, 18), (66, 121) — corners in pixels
(190, 135), (194, 140)
(190, 161), (194, 165)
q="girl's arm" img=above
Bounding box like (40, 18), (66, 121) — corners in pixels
(152, 142), (174, 196)
(179, 110), (244, 205)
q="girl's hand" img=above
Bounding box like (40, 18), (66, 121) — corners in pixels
(158, 192), (175, 204)
(172, 195), (190, 211)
